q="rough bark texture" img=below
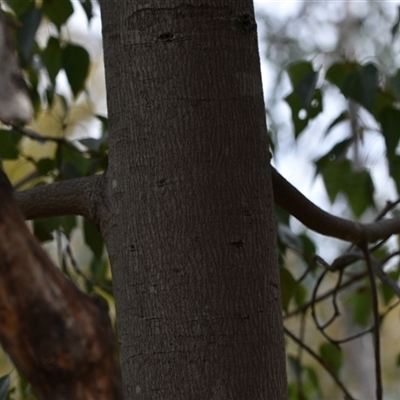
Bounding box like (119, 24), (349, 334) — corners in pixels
(100, 1), (287, 398)
(15, 174), (104, 222)
(0, 170), (122, 400)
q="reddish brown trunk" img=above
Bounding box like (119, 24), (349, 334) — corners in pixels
(0, 170), (122, 400)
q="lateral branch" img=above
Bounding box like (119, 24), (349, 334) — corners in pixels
(271, 166), (400, 244)
(13, 166), (400, 245)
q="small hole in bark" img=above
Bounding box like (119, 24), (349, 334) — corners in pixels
(230, 240), (244, 248)
(158, 32), (174, 42)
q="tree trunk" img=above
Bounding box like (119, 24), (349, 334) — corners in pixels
(99, 1), (287, 398)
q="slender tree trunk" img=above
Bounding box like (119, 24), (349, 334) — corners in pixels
(99, 1), (287, 398)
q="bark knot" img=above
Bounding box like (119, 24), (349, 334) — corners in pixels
(235, 13), (256, 32)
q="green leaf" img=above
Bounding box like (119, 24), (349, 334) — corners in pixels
(294, 284), (307, 307)
(305, 367), (320, 392)
(277, 224), (302, 253)
(391, 6), (400, 40)
(0, 375), (10, 400)
(314, 137), (353, 174)
(388, 71), (400, 100)
(17, 376), (34, 397)
(285, 89), (323, 137)
(288, 355), (302, 381)
(288, 383), (297, 400)
(346, 286), (372, 326)
(42, 36), (62, 85)
(79, 136), (109, 152)
(84, 218), (104, 259)
(90, 257), (111, 284)
(343, 169), (374, 217)
(58, 144), (96, 178)
(318, 159), (352, 203)
(275, 204), (290, 226)
(61, 215), (76, 237)
(33, 216), (75, 242)
(33, 219), (55, 242)
(326, 61), (359, 88)
(381, 269), (400, 305)
(379, 107), (400, 159)
(285, 62), (322, 137)
(287, 61), (318, 108)
(373, 89), (394, 118)
(315, 149), (374, 216)
(299, 234), (315, 258)
(16, 7), (42, 64)
(96, 114), (109, 134)
(25, 66), (41, 113)
(78, 0), (93, 22)
(287, 61), (314, 88)
(36, 158), (56, 175)
(319, 343), (342, 374)
(342, 63), (378, 112)
(5, 0), (35, 16)
(280, 267), (297, 313)
(324, 111), (349, 136)
(62, 44), (90, 97)
(42, 0), (73, 29)
(360, 63), (379, 111)
(0, 130), (22, 159)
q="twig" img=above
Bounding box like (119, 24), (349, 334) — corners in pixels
(285, 272), (366, 318)
(297, 312), (306, 400)
(65, 241), (113, 294)
(359, 243), (382, 400)
(284, 327), (356, 400)
(310, 263), (373, 345)
(10, 124), (65, 143)
(13, 171), (40, 190)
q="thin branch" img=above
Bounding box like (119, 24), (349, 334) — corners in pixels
(360, 243), (382, 400)
(285, 272), (366, 318)
(375, 198), (400, 220)
(271, 166), (400, 244)
(13, 171), (40, 190)
(10, 124), (66, 143)
(284, 327), (356, 400)
(327, 250), (400, 299)
(15, 174), (104, 224)
(64, 240), (113, 294)
(309, 268), (372, 345)
(297, 312), (307, 400)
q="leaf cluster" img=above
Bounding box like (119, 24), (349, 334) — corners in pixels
(278, 25), (400, 400)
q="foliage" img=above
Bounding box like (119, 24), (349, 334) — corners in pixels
(260, 3), (400, 399)
(0, 1), (108, 396)
(2, 0), (400, 399)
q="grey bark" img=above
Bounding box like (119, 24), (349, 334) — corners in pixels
(98, 1), (287, 398)
(15, 174), (104, 222)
